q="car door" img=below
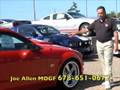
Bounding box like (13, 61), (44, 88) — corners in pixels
(0, 33), (56, 89)
(52, 13), (76, 32)
(52, 13), (69, 29)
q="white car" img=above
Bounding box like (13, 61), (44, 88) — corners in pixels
(0, 19), (13, 28)
(32, 12), (95, 36)
(0, 19), (31, 28)
(113, 19), (120, 42)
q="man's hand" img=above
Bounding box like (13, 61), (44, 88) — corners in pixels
(69, 28), (89, 37)
(69, 32), (77, 37)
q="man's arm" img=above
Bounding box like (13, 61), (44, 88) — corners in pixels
(113, 31), (119, 52)
(112, 19), (119, 53)
(70, 28), (89, 36)
(70, 21), (96, 36)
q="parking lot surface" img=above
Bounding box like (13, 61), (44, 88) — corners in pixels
(43, 55), (120, 90)
(73, 55), (120, 90)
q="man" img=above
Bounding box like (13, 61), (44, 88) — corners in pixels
(71, 6), (118, 89)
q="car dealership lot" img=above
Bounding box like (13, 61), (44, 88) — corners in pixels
(1, 23), (120, 90)
(0, 28), (119, 90)
(76, 55), (120, 90)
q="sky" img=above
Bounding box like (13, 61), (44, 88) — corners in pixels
(0, 0), (120, 20)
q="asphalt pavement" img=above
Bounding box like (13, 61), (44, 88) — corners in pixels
(73, 54), (120, 90)
(43, 54), (120, 90)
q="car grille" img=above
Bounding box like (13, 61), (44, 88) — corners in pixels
(69, 41), (91, 47)
(81, 41), (91, 47)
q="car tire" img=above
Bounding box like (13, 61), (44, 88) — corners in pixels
(57, 59), (81, 90)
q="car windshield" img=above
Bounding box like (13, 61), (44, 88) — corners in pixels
(67, 12), (85, 18)
(34, 25), (60, 35)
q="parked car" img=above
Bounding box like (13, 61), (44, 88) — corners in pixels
(0, 19), (13, 27)
(0, 19), (16, 23)
(113, 19), (120, 56)
(0, 27), (83, 90)
(11, 24), (92, 55)
(0, 19), (16, 27)
(32, 11), (95, 36)
(0, 19), (31, 28)
(115, 19), (120, 42)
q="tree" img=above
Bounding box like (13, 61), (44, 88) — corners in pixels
(67, 2), (80, 12)
(117, 12), (120, 18)
(107, 11), (120, 18)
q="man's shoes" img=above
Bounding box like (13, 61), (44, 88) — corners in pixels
(102, 81), (111, 89)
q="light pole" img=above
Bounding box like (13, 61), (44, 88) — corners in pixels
(86, 0), (88, 17)
(33, 0), (36, 20)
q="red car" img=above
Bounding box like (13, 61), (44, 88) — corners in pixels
(0, 27), (83, 90)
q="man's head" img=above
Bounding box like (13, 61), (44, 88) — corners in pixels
(97, 6), (106, 21)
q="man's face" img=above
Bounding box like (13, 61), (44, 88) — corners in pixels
(97, 9), (105, 17)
